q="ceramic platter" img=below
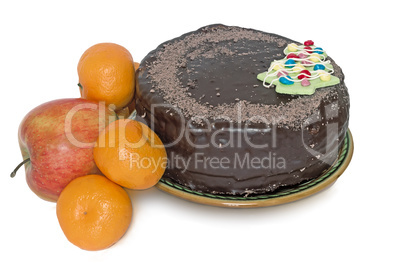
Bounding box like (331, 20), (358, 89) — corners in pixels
(156, 129), (354, 208)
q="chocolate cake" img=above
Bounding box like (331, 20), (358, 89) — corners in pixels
(135, 24), (350, 196)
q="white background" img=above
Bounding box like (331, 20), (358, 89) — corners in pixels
(1, 1), (401, 267)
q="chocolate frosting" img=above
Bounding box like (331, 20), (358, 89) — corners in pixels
(136, 24), (350, 196)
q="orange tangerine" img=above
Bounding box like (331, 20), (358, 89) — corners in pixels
(77, 43), (135, 110)
(56, 174), (132, 251)
(93, 119), (167, 190)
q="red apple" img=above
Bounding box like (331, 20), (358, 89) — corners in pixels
(13, 98), (116, 202)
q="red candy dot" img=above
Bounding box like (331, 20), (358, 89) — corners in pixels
(297, 69), (311, 80)
(286, 53), (299, 59)
(300, 70), (310, 74)
(304, 46), (313, 53)
(304, 40), (314, 46)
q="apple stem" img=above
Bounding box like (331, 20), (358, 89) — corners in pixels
(10, 158), (30, 178)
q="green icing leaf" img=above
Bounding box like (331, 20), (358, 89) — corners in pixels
(257, 45), (341, 95)
(257, 69), (340, 96)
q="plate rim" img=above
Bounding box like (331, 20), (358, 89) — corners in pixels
(156, 129), (354, 208)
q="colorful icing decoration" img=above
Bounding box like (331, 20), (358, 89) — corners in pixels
(272, 62), (284, 71)
(284, 59), (296, 68)
(257, 40), (341, 95)
(309, 53), (321, 62)
(314, 47), (324, 54)
(298, 53), (308, 59)
(301, 78), (310, 87)
(293, 63), (305, 72)
(314, 64), (325, 71)
(304, 46), (313, 53)
(287, 43), (298, 52)
(304, 40), (314, 46)
(287, 53), (299, 59)
(297, 69), (311, 80)
(301, 59), (312, 66)
(318, 70), (331, 81)
(277, 70), (288, 77)
(279, 75), (294, 85)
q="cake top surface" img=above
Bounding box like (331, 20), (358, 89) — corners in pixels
(137, 24), (346, 128)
